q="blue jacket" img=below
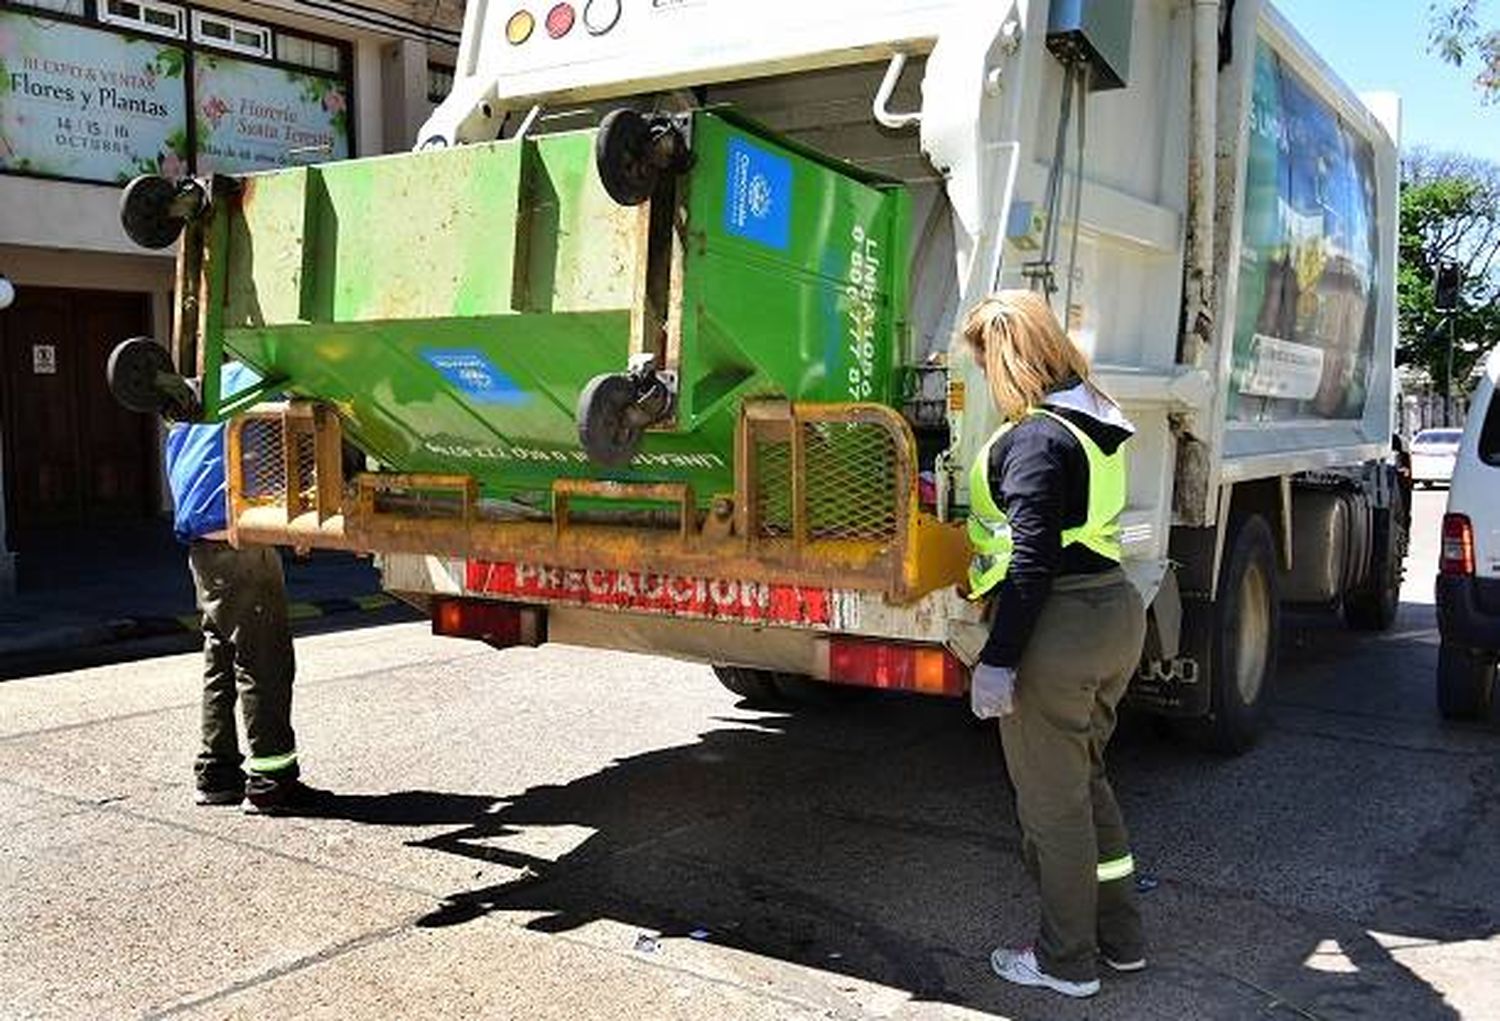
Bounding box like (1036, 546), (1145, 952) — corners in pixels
(165, 363), (261, 544)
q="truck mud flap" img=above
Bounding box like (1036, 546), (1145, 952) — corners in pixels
(1127, 658), (1211, 717)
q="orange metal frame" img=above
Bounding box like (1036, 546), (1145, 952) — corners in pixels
(227, 401), (970, 603)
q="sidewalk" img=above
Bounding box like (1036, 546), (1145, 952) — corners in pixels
(0, 518), (412, 674)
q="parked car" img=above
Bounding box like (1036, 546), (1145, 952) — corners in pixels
(1411, 427), (1462, 487)
(1437, 357), (1500, 719)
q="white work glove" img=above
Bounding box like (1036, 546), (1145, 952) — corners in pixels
(970, 663), (1017, 719)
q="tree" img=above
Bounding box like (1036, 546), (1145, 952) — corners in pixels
(1430, 0), (1500, 98)
(1398, 150), (1500, 390)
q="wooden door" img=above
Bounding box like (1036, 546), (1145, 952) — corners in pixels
(0, 287), (155, 537)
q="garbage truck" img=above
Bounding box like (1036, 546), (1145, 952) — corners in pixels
(107, 0), (1405, 753)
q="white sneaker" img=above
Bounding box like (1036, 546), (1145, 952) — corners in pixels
(990, 947), (1100, 999)
(1103, 955), (1147, 973)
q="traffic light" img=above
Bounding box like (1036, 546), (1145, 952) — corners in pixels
(1436, 261), (1462, 312)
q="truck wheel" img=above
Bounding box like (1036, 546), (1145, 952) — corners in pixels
(712, 666), (785, 707)
(711, 667), (862, 709)
(1182, 514), (1280, 754)
(1437, 643), (1496, 720)
(1344, 489), (1407, 631)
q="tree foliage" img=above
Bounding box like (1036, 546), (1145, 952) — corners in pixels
(1399, 150), (1500, 388)
(1430, 0), (1500, 97)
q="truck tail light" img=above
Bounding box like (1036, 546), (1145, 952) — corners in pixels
(823, 638), (966, 697)
(432, 597), (546, 647)
(1442, 513), (1476, 576)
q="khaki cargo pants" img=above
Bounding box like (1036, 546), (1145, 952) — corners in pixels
(188, 543), (298, 792)
(998, 569), (1147, 983)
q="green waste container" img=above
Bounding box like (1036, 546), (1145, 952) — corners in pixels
(165, 109), (910, 510)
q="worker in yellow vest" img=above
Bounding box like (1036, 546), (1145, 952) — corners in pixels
(961, 290), (1147, 999)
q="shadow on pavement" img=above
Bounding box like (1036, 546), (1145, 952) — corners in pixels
(0, 519), (417, 680)
(300, 606), (1491, 1021)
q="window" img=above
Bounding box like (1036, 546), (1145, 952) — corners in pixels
(192, 12), (272, 59)
(98, 0), (185, 38)
(1479, 400), (1500, 467)
(428, 65), (455, 104)
(276, 33), (344, 74)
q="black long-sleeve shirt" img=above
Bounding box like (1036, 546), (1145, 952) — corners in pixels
(978, 402), (1132, 668)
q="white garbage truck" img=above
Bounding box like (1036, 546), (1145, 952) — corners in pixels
(117, 0), (1405, 753)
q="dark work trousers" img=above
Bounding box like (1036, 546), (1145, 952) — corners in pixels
(997, 569), (1147, 983)
(188, 542), (298, 792)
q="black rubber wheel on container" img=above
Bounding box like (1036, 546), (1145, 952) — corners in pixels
(106, 337), (175, 414)
(1179, 514), (1281, 755)
(1437, 643), (1496, 720)
(595, 109), (659, 206)
(1344, 487), (1407, 632)
(119, 175), (186, 250)
(578, 372), (643, 467)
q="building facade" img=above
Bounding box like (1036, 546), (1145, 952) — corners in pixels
(0, 0), (463, 594)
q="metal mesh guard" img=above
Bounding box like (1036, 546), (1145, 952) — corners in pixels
(240, 417), (285, 505)
(803, 421), (898, 540)
(755, 418), (900, 542)
(756, 438), (793, 537)
(295, 429), (317, 508)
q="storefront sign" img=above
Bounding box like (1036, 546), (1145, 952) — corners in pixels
(0, 11), (188, 183)
(194, 53), (348, 174)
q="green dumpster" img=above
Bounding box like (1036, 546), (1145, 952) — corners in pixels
(119, 109), (911, 514)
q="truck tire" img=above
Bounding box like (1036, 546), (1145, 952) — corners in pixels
(711, 667), (863, 709)
(1437, 643), (1496, 720)
(712, 666), (788, 708)
(1182, 514), (1281, 754)
(1343, 488), (1407, 632)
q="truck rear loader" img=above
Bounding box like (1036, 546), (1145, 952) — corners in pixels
(108, 0), (1407, 753)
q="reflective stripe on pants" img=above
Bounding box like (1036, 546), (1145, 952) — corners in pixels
(248, 750), (298, 775)
(1097, 853), (1135, 883)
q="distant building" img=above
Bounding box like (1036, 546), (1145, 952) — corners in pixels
(0, 0), (463, 595)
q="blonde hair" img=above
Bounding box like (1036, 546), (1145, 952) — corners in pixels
(960, 290), (1095, 421)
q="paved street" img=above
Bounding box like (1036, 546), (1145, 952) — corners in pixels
(1, 490), (1496, 1020)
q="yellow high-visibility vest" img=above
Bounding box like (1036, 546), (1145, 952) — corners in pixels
(966, 408), (1127, 600)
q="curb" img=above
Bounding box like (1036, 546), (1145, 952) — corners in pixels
(0, 593), (404, 660)
(130, 593), (403, 638)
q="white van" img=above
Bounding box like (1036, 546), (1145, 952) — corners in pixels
(1437, 348), (1500, 718)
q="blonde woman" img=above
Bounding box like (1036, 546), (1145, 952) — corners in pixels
(961, 290), (1147, 999)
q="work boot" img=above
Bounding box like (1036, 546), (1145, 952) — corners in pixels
(990, 947), (1100, 999)
(193, 786), (244, 806)
(193, 764), (246, 807)
(243, 777), (331, 816)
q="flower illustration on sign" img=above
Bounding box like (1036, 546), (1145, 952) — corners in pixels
(322, 89), (346, 115)
(202, 95), (230, 127)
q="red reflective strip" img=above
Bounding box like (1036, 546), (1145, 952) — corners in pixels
(827, 638), (965, 697)
(465, 560), (832, 625)
(431, 597), (528, 645)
